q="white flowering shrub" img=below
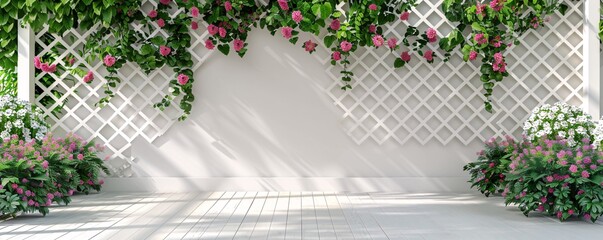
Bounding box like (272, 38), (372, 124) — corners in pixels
(523, 102), (595, 147)
(593, 118), (603, 149)
(0, 95), (49, 141)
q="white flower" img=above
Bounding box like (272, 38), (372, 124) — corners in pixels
(0, 131), (8, 140)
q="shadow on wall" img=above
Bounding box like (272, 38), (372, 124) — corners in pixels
(128, 30), (480, 191)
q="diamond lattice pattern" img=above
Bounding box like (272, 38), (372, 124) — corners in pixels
(34, 0), (584, 175)
(321, 0), (584, 145)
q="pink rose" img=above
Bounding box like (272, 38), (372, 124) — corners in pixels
(400, 12), (409, 21)
(292, 11), (303, 24)
(190, 6), (199, 18)
(159, 0), (171, 5)
(159, 45), (171, 57)
(369, 4), (377, 11)
(340, 41), (352, 52)
(233, 39), (244, 52)
(157, 18), (165, 28)
(546, 176), (554, 182)
(474, 33), (487, 45)
(469, 51), (478, 61)
(225, 1), (232, 11)
(83, 71), (94, 83)
(191, 21), (198, 30)
(205, 39), (215, 50)
(42, 160), (49, 169)
(401, 51), (411, 62)
(332, 51), (341, 61)
(281, 27), (293, 39)
(40, 63), (50, 72)
(208, 24), (219, 35)
(148, 10), (158, 18)
(330, 19), (340, 31)
(48, 64), (56, 73)
(278, 0), (289, 11)
(103, 55), (116, 67)
(369, 24), (376, 33)
(219, 27), (227, 38)
(304, 40), (317, 53)
(569, 164), (578, 173)
(426, 28), (437, 42)
(493, 52), (503, 63)
(581, 170), (590, 178)
(68, 189), (74, 196)
(177, 73), (189, 85)
(423, 50), (433, 61)
(372, 35), (384, 47)
(387, 38), (397, 49)
(34, 56), (41, 69)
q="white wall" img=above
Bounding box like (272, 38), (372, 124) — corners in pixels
(32, 1), (585, 192)
(116, 30), (486, 192)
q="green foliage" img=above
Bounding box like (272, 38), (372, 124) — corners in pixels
(0, 133), (109, 217)
(440, 0), (568, 112)
(463, 136), (514, 197)
(1, 0), (572, 119)
(503, 137), (603, 222)
(0, 68), (17, 97)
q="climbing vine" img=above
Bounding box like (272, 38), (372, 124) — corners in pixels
(0, 0), (572, 119)
(440, 0), (568, 112)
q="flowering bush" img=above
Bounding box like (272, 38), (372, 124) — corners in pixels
(503, 137), (603, 222)
(523, 102), (595, 147)
(0, 96), (49, 142)
(0, 134), (108, 217)
(463, 136), (514, 196)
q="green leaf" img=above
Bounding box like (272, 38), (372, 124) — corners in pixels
(323, 35), (336, 48)
(320, 3), (332, 19)
(394, 58), (405, 68)
(217, 44), (230, 55)
(140, 44), (155, 55)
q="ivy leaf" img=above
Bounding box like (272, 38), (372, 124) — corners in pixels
(394, 58), (405, 68)
(320, 3), (332, 19)
(323, 35), (336, 47)
(140, 44), (154, 55)
(217, 44), (230, 55)
(558, 4), (568, 15)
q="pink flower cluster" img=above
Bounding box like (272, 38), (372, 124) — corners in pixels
(400, 51), (411, 62)
(372, 35), (384, 47)
(304, 40), (317, 53)
(423, 50), (433, 62)
(492, 52), (506, 73)
(474, 33), (487, 45)
(281, 26), (293, 39)
(400, 12), (409, 21)
(292, 11), (303, 24)
(33, 56), (57, 73)
(490, 0), (505, 12)
(426, 28), (437, 43)
(278, 0), (289, 11)
(103, 55), (116, 67)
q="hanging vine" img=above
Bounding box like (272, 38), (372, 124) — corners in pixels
(1, 0), (573, 119)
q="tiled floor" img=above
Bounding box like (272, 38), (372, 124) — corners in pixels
(0, 192), (601, 239)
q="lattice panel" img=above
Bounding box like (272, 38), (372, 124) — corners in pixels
(320, 0), (584, 145)
(34, 0), (213, 176)
(35, 0), (585, 176)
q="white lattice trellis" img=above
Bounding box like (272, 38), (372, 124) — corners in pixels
(34, 0), (214, 176)
(33, 0), (585, 176)
(318, 0), (584, 145)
